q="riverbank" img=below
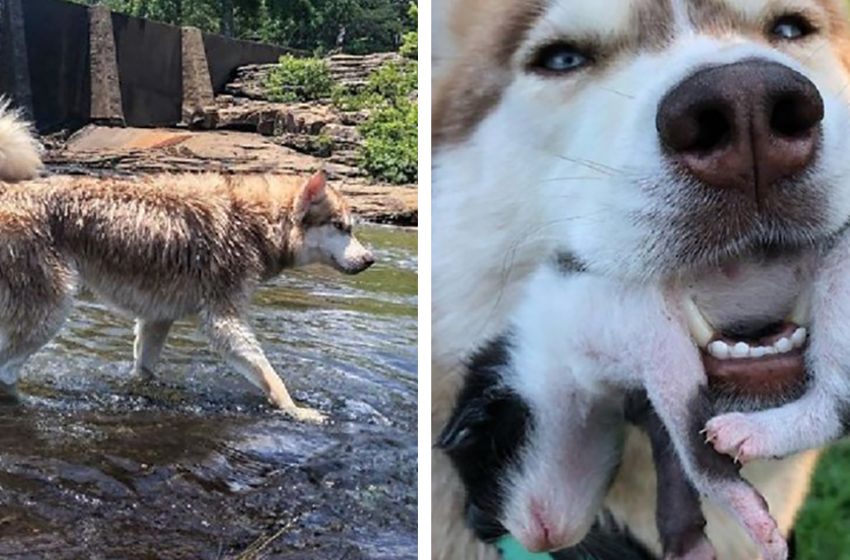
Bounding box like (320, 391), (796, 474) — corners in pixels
(43, 125), (417, 226)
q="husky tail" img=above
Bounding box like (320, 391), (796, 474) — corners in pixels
(0, 100), (42, 182)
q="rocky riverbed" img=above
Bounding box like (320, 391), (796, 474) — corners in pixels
(41, 51), (418, 226)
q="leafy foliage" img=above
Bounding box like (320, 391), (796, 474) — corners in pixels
(266, 55), (333, 102)
(359, 100), (417, 184)
(70, 0), (416, 55)
(399, 3), (417, 59)
(332, 57), (417, 184)
(332, 59), (417, 111)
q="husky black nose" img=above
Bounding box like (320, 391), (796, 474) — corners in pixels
(657, 59), (823, 204)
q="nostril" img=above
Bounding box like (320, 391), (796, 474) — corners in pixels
(657, 102), (732, 155)
(691, 107), (731, 152)
(770, 92), (824, 138)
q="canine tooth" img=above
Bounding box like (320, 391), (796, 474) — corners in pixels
(791, 327), (807, 348)
(788, 290), (812, 325)
(764, 346), (777, 355)
(708, 341), (730, 359)
(751, 346), (768, 358)
(775, 337), (793, 353)
(682, 297), (715, 347)
(731, 342), (750, 358)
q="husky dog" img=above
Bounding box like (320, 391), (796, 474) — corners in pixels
(0, 161), (374, 422)
(432, 0), (850, 558)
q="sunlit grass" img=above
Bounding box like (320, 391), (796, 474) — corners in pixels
(795, 441), (850, 558)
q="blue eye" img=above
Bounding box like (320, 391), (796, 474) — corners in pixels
(771, 15), (815, 41)
(531, 43), (591, 74)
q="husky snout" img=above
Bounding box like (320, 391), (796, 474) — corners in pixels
(338, 235), (375, 274)
(657, 59), (823, 205)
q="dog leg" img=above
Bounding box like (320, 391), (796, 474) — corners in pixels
(133, 319), (173, 378)
(0, 288), (71, 404)
(0, 355), (23, 404)
(199, 310), (326, 423)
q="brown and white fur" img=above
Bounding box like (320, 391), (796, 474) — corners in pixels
(0, 160), (374, 422)
(432, 0), (850, 558)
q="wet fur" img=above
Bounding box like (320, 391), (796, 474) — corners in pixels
(0, 172), (373, 421)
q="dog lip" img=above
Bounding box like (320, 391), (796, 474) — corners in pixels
(702, 348), (806, 397)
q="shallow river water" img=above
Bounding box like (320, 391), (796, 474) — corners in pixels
(0, 225), (417, 559)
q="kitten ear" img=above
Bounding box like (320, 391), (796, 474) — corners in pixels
(295, 170), (327, 219)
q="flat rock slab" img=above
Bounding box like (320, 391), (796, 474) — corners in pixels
(45, 125), (417, 226)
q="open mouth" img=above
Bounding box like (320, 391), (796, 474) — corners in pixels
(683, 294), (810, 396)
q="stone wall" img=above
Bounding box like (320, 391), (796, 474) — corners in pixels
(0, 0), (292, 132)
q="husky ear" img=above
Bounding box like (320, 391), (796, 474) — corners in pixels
(295, 170), (328, 219)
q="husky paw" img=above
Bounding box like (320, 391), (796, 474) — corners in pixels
(131, 365), (156, 380)
(704, 413), (768, 464)
(280, 405), (328, 424)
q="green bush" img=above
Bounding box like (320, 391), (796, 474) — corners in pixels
(359, 101), (418, 184)
(331, 58), (417, 184)
(266, 55), (333, 102)
(332, 59), (417, 112)
(312, 133), (335, 157)
(400, 3), (418, 59)
(400, 31), (417, 59)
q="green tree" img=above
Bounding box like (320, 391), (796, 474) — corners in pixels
(73, 0), (414, 54)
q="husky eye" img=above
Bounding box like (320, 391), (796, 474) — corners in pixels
(770, 15), (816, 41)
(529, 43), (591, 74)
(333, 220), (351, 233)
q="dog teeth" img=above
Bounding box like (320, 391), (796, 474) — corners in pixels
(708, 340), (730, 359)
(688, 295), (810, 360)
(683, 297), (715, 347)
(750, 346), (767, 358)
(707, 332), (807, 361)
(775, 337), (792, 353)
(791, 327), (807, 348)
(731, 342), (750, 358)
(788, 290), (812, 325)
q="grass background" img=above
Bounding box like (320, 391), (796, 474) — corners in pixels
(794, 440), (850, 558)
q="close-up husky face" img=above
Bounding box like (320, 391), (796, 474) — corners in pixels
(434, 0), (850, 554)
(435, 0), (850, 280)
(293, 174), (376, 274)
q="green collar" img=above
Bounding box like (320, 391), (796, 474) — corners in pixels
(496, 536), (555, 560)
